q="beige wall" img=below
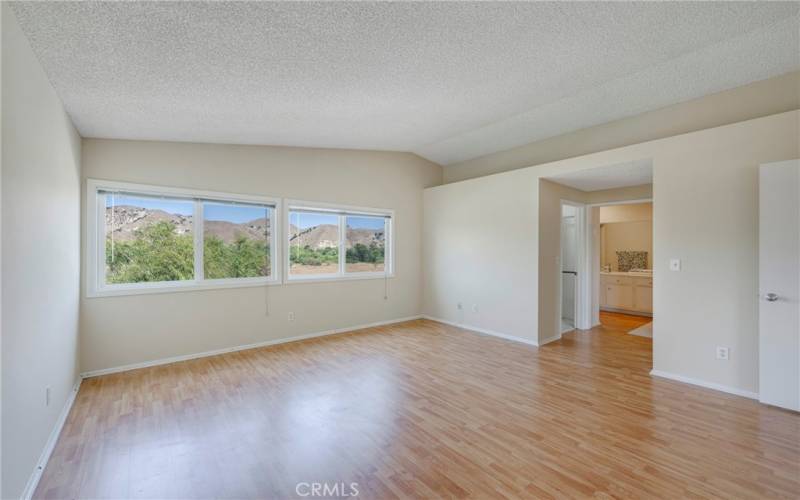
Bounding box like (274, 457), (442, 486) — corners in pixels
(1, 5), (82, 498)
(80, 139), (441, 373)
(422, 168), (540, 343)
(602, 222), (653, 271)
(600, 203), (654, 270)
(443, 71), (800, 183)
(599, 202), (652, 223)
(583, 184), (652, 205)
(421, 175), (654, 346)
(537, 179), (587, 343)
(424, 110), (800, 396)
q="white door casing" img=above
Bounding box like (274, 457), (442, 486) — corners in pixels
(558, 200), (590, 335)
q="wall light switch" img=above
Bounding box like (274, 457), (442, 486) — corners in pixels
(669, 258), (681, 271)
(287, 312), (295, 321)
(457, 302), (463, 310)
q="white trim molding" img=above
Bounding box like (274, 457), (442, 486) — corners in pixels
(650, 369), (758, 400)
(539, 333), (562, 346)
(423, 315), (539, 347)
(21, 378), (83, 500)
(81, 316), (422, 378)
(585, 197), (654, 208)
(559, 198), (590, 332)
(583, 197), (654, 332)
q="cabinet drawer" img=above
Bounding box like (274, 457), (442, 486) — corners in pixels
(632, 276), (653, 287)
(604, 276), (633, 286)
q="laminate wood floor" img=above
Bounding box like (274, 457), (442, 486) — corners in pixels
(35, 319), (799, 499)
(599, 311), (652, 331)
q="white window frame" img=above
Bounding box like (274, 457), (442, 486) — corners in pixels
(86, 179), (281, 297)
(284, 199), (395, 283)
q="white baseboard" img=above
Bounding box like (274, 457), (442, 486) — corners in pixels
(539, 334), (562, 345)
(600, 306), (652, 317)
(422, 315), (539, 347)
(650, 369), (758, 400)
(21, 377), (82, 500)
(81, 315), (423, 378)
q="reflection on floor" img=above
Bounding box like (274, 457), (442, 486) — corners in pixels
(599, 311), (651, 333)
(563, 312), (650, 335)
(629, 322), (653, 338)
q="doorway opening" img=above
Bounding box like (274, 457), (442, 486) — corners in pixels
(543, 158), (654, 347)
(592, 200), (653, 336)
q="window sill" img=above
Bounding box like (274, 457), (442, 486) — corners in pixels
(86, 278), (281, 298)
(284, 273), (395, 285)
(86, 273), (396, 297)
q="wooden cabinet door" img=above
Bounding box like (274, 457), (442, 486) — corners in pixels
(606, 284), (633, 309)
(600, 278), (608, 307)
(633, 286), (653, 313)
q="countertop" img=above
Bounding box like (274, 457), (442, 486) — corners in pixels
(600, 271), (653, 277)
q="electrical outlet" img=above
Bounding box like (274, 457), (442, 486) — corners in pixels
(716, 347), (729, 360)
(670, 258), (681, 271)
(471, 304), (478, 313)
(457, 302), (463, 310)
(288, 312), (295, 321)
(45, 386), (51, 406)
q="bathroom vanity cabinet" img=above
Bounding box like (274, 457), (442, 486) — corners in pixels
(600, 272), (652, 315)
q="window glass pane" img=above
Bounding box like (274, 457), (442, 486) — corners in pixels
(105, 193), (194, 284)
(289, 211), (339, 276)
(346, 216), (386, 273)
(204, 202), (271, 279)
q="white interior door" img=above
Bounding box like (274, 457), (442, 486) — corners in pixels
(561, 211), (577, 323)
(759, 160), (800, 411)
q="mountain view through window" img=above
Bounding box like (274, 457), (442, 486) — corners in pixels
(104, 194), (272, 284)
(105, 194), (195, 284)
(288, 211), (340, 275)
(203, 202), (270, 279)
(345, 215), (386, 273)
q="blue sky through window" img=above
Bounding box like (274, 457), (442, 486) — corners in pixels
(347, 216), (385, 230)
(105, 195), (270, 223)
(290, 212), (337, 230)
(204, 203), (268, 223)
(105, 195), (384, 229)
(289, 212), (385, 230)
(106, 195), (193, 216)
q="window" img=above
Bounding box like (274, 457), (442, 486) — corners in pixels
(105, 193), (195, 284)
(345, 215), (387, 273)
(88, 180), (278, 296)
(203, 201), (271, 280)
(87, 182), (394, 294)
(287, 202), (393, 281)
(288, 211), (340, 276)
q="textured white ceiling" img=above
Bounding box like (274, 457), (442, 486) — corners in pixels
(546, 159), (653, 192)
(10, 2), (800, 166)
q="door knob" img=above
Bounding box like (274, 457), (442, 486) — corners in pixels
(765, 293), (779, 302)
